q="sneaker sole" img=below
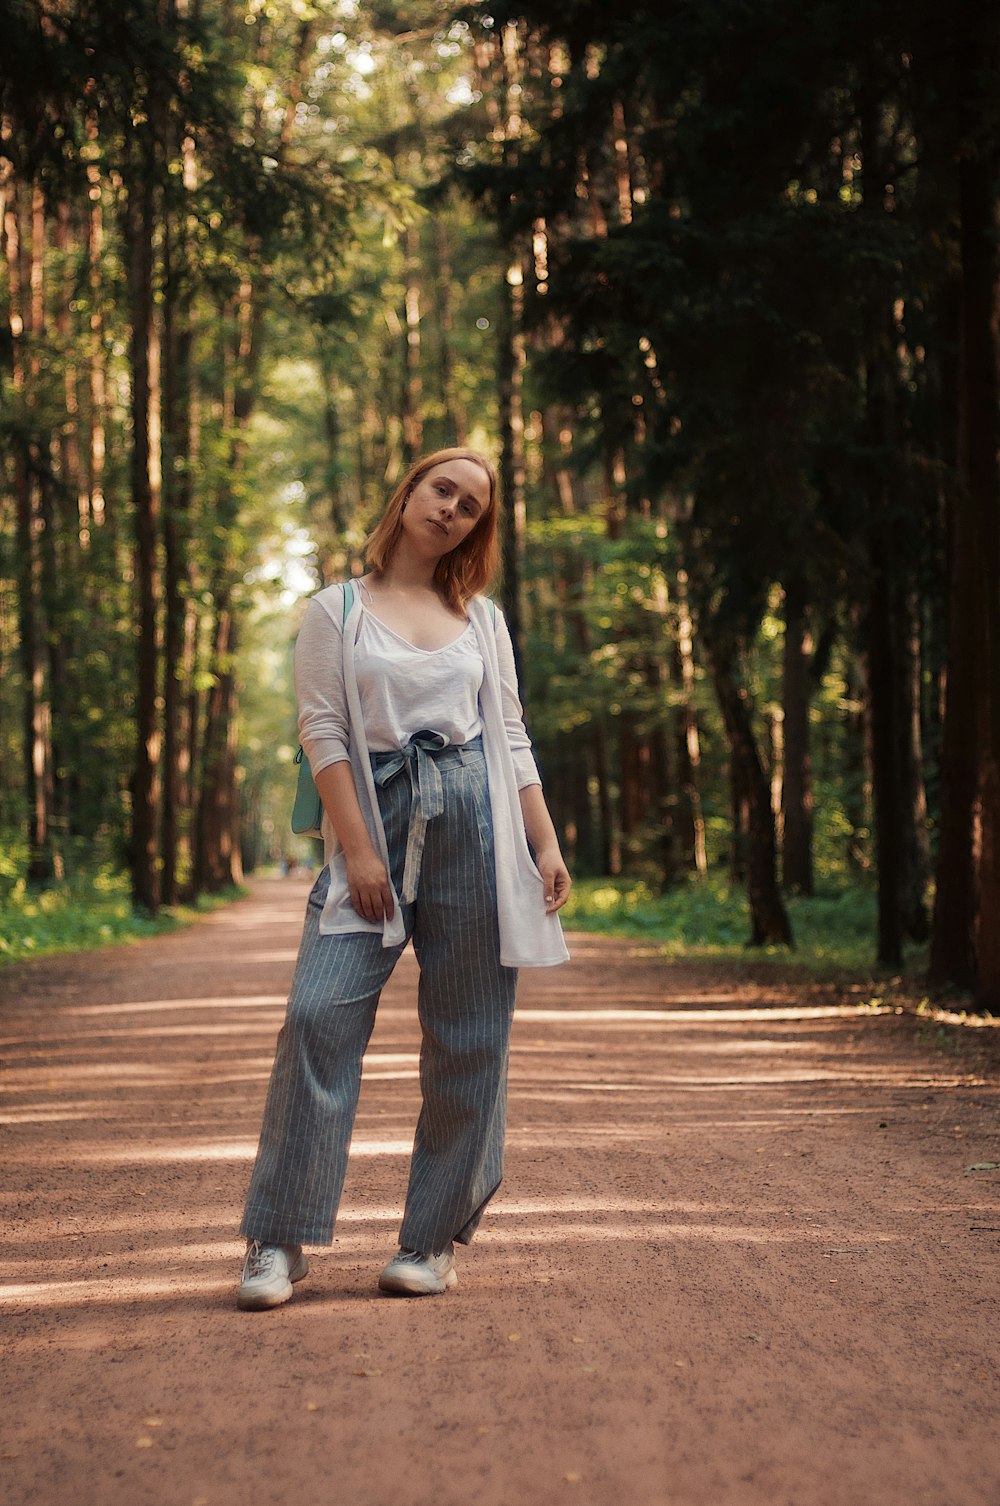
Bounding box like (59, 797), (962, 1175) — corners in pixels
(377, 1266), (458, 1297)
(237, 1254), (309, 1311)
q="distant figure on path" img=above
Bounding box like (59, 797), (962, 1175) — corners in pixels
(238, 447), (571, 1308)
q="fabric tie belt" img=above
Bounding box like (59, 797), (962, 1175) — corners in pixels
(373, 730), (450, 903)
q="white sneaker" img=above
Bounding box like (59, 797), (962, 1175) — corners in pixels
(237, 1239), (309, 1310)
(378, 1244), (458, 1296)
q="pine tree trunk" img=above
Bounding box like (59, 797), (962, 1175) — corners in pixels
(434, 219), (467, 444)
(401, 222), (423, 462)
(899, 589), (931, 940)
(674, 570), (707, 875)
(781, 581), (814, 895)
(707, 634), (793, 946)
(931, 20), (1000, 1002)
(646, 653), (679, 887)
(317, 330), (347, 534)
(194, 605), (243, 890)
(160, 190), (191, 906)
(126, 151), (161, 913)
(85, 109), (108, 537)
(497, 245), (527, 671)
(866, 516), (904, 968)
(5, 171), (57, 881)
(843, 637), (871, 874)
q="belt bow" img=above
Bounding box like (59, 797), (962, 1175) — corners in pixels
(373, 730), (449, 902)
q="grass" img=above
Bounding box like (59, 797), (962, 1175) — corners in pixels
(561, 875), (928, 980)
(0, 866), (246, 966)
(0, 860), (923, 987)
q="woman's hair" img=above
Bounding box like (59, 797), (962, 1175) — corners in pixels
(365, 447), (500, 611)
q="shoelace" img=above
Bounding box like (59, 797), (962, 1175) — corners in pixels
(395, 1245), (451, 1265)
(245, 1239), (277, 1279)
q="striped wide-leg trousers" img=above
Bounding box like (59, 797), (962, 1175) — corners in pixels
(240, 736), (518, 1255)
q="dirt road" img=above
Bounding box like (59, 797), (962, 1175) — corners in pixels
(2, 877), (999, 1506)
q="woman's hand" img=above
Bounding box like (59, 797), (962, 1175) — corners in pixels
(518, 785), (572, 915)
(314, 763), (394, 922)
(534, 843), (572, 914)
(344, 845), (395, 923)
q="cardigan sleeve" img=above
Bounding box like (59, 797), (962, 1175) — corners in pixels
(493, 605), (542, 790)
(294, 593), (352, 778)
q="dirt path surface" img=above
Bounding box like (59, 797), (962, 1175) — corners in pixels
(2, 877), (999, 1506)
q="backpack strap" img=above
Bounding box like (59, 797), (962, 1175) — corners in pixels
(343, 579), (355, 623)
(487, 597), (496, 628)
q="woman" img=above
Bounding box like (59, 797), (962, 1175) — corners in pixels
(238, 447), (571, 1309)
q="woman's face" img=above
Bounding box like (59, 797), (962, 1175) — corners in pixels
(400, 459), (492, 558)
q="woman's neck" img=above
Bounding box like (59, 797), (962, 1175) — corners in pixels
(372, 547), (439, 595)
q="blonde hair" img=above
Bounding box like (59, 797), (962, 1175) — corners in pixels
(365, 448), (500, 612)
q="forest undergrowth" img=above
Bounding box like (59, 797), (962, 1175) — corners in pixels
(0, 849), (245, 965)
(0, 857), (919, 983)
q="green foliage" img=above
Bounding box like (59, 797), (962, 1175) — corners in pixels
(563, 875), (923, 977)
(0, 846), (245, 966)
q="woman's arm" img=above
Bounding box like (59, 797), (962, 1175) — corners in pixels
(295, 594), (393, 923)
(491, 605), (572, 914)
(314, 762), (394, 923)
(518, 785), (572, 914)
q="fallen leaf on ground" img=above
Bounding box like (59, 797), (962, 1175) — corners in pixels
(966, 1162), (1000, 1172)
(143, 1418), (163, 1428)
(135, 1437), (154, 1449)
(354, 1368), (382, 1377)
(564, 1472), (583, 1484)
(571, 1337), (585, 1345)
(507, 1332), (521, 1343)
(305, 1402), (320, 1411)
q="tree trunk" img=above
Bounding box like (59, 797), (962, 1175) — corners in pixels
(160, 185), (192, 907)
(434, 218), (467, 444)
(193, 604), (243, 891)
(401, 221), (423, 462)
(674, 570), (707, 875)
(781, 580), (814, 895)
(843, 636), (871, 874)
(899, 589), (931, 940)
(646, 652), (679, 887)
(497, 244), (527, 672)
(865, 516), (904, 968)
(707, 634), (793, 946)
(126, 151), (161, 914)
(84, 107), (108, 536)
(931, 16), (1000, 1002)
(4, 170), (56, 881)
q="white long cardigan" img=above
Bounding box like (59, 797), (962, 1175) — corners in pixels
(301, 583), (569, 969)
